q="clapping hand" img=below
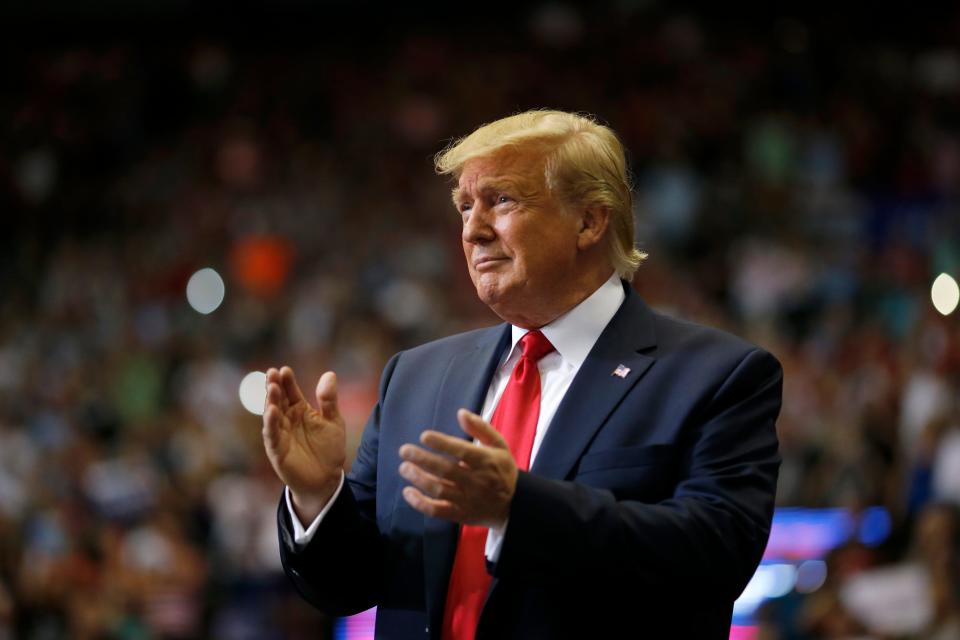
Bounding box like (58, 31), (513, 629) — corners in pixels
(262, 366), (346, 522)
(399, 409), (518, 529)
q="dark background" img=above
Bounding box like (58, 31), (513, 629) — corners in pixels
(1, 2), (959, 638)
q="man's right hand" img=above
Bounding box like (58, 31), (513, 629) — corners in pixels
(263, 366), (346, 523)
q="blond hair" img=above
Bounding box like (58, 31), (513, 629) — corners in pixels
(434, 109), (646, 279)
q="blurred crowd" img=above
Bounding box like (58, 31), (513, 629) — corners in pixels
(1, 4), (959, 639)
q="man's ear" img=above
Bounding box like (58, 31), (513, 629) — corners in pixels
(577, 205), (610, 251)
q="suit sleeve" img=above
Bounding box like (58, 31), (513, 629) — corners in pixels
(276, 353), (400, 616)
(492, 347), (782, 603)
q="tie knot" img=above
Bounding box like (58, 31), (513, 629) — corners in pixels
(519, 330), (555, 362)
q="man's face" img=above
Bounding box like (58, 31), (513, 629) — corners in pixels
(455, 149), (583, 326)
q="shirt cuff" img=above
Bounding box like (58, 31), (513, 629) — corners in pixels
(285, 471), (346, 547)
(484, 518), (508, 563)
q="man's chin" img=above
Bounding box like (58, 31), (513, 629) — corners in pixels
(475, 283), (533, 325)
(474, 279), (511, 308)
(475, 285), (502, 307)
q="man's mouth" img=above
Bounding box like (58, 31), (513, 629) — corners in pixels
(474, 256), (508, 270)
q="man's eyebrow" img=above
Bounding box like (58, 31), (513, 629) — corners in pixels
(452, 177), (530, 207)
(477, 177), (519, 192)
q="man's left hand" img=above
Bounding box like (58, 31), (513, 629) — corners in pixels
(399, 409), (517, 528)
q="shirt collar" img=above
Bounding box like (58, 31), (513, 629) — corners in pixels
(506, 272), (625, 369)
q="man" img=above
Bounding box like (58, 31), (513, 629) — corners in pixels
(263, 110), (782, 639)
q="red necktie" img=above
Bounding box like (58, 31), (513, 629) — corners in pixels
(441, 330), (555, 640)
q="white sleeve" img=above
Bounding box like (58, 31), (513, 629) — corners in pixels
(484, 518), (508, 562)
(284, 471), (346, 547)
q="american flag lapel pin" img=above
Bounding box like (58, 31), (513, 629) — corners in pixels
(612, 364), (631, 378)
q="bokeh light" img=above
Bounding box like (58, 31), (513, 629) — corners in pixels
(795, 560), (828, 593)
(228, 235), (293, 296)
(186, 268), (226, 314)
(239, 371), (267, 415)
(931, 273), (959, 316)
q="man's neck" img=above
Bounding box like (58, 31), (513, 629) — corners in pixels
(509, 268), (618, 329)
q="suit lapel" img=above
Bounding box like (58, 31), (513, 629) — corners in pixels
(530, 287), (658, 481)
(423, 324), (511, 637)
(429, 324), (511, 440)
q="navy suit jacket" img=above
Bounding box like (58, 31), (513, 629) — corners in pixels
(278, 283), (782, 639)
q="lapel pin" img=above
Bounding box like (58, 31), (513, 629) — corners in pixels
(612, 364), (631, 378)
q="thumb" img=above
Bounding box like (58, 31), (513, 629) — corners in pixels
(458, 409), (508, 450)
(315, 371), (341, 422)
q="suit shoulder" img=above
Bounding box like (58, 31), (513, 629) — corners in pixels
(395, 324), (506, 363)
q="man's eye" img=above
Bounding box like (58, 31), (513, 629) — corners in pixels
(497, 195), (512, 204)
(460, 203), (472, 212)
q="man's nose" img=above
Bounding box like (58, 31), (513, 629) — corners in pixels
(462, 205), (495, 244)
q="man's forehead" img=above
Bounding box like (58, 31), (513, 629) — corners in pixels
(457, 150), (545, 190)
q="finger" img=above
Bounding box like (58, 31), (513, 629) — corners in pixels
(399, 461), (459, 500)
(315, 371), (340, 422)
(280, 366), (307, 405)
(262, 404), (286, 449)
(420, 430), (488, 467)
(266, 368), (284, 398)
(266, 382), (286, 412)
(402, 486), (458, 520)
(399, 443), (463, 480)
(458, 409), (509, 450)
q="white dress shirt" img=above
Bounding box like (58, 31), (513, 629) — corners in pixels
(286, 271), (625, 560)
